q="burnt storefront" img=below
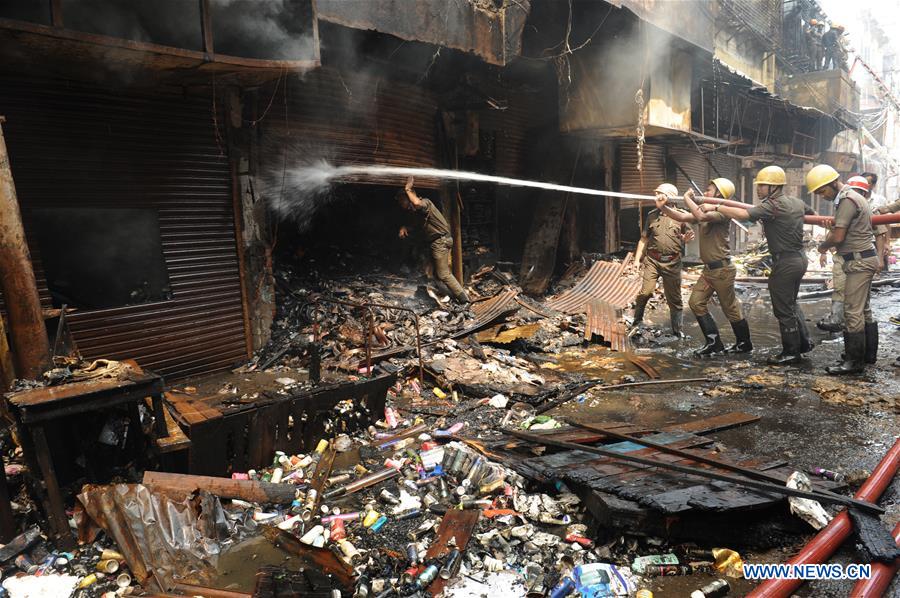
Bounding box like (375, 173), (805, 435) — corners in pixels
(0, 77), (251, 379)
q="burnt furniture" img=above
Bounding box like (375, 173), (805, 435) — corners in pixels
(6, 366), (166, 547)
(167, 373), (396, 477)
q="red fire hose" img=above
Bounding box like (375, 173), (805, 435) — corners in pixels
(747, 438), (900, 598)
(698, 197), (900, 226)
(850, 520), (900, 597)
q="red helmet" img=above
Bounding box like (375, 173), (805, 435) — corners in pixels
(846, 176), (870, 193)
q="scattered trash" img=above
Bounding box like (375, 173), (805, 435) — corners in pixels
(787, 471), (833, 530)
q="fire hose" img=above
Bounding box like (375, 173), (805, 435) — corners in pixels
(746, 438), (900, 597)
(697, 197), (900, 226)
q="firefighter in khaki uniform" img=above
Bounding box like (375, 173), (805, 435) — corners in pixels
(632, 183), (694, 337)
(817, 176), (887, 335)
(707, 166), (814, 365)
(807, 164), (880, 374)
(655, 179), (753, 355)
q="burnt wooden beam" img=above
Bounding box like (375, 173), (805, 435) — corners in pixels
(142, 471), (297, 504)
(504, 429), (883, 514)
(563, 419), (852, 504)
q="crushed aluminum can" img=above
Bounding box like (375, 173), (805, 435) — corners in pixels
(396, 508), (422, 521)
(379, 489), (401, 505)
(564, 533), (594, 548)
(330, 518), (347, 541)
(406, 543), (419, 565)
(415, 564), (439, 588)
(362, 510), (381, 527)
(690, 579), (729, 598)
(549, 577), (576, 598)
(439, 549), (461, 580)
(300, 525), (325, 545)
(116, 573), (132, 588)
(369, 515), (388, 533)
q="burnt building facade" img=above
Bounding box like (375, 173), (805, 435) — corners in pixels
(0, 0), (860, 381)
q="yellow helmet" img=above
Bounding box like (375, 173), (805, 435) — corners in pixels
(806, 164), (840, 193)
(753, 165), (786, 186)
(710, 178), (736, 199)
(654, 183), (679, 198)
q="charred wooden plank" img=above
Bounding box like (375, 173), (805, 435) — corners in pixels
(662, 411), (760, 434)
(142, 471), (297, 504)
(424, 508), (480, 595)
(261, 527), (354, 589)
(507, 429), (883, 514)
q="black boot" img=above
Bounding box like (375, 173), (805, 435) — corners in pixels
(864, 322), (878, 365)
(767, 324), (803, 365)
(632, 295), (649, 328)
(726, 319), (753, 353)
(816, 301), (844, 332)
(694, 314), (724, 356)
(796, 306), (815, 354)
(670, 309), (684, 338)
(826, 331), (865, 375)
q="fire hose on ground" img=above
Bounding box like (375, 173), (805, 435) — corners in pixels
(746, 438), (900, 597)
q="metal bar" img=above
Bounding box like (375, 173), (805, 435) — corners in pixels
(364, 307), (373, 376)
(504, 429), (884, 515)
(199, 0), (214, 57)
(563, 419), (871, 508)
(229, 157), (253, 358)
(0, 119), (51, 379)
(413, 313), (424, 383)
(535, 377), (712, 415)
(49, 0), (63, 27)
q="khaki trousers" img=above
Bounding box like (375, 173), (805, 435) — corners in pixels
(842, 256), (878, 333)
(689, 264), (743, 322)
(430, 236), (467, 302)
(831, 254), (845, 303)
(637, 257), (683, 311)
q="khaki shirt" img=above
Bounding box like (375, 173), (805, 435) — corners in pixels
(643, 210), (685, 256)
(877, 198), (900, 214)
(414, 198), (451, 241)
(746, 190), (806, 254)
(697, 211), (730, 263)
(833, 187), (875, 254)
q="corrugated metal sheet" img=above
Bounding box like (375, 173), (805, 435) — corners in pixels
(263, 68), (440, 188)
(584, 299), (629, 352)
(0, 76), (248, 380)
(618, 142), (665, 208)
(545, 260), (641, 312)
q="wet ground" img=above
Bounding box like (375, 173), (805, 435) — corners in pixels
(182, 281), (900, 597)
(549, 282), (900, 597)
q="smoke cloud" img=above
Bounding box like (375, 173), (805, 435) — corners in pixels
(60, 0), (316, 61)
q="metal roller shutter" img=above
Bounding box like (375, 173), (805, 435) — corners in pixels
(263, 68), (440, 188)
(618, 142), (665, 208)
(709, 153), (740, 188)
(669, 146), (710, 194)
(0, 76), (248, 380)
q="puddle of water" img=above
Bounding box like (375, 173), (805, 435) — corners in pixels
(211, 534), (308, 592)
